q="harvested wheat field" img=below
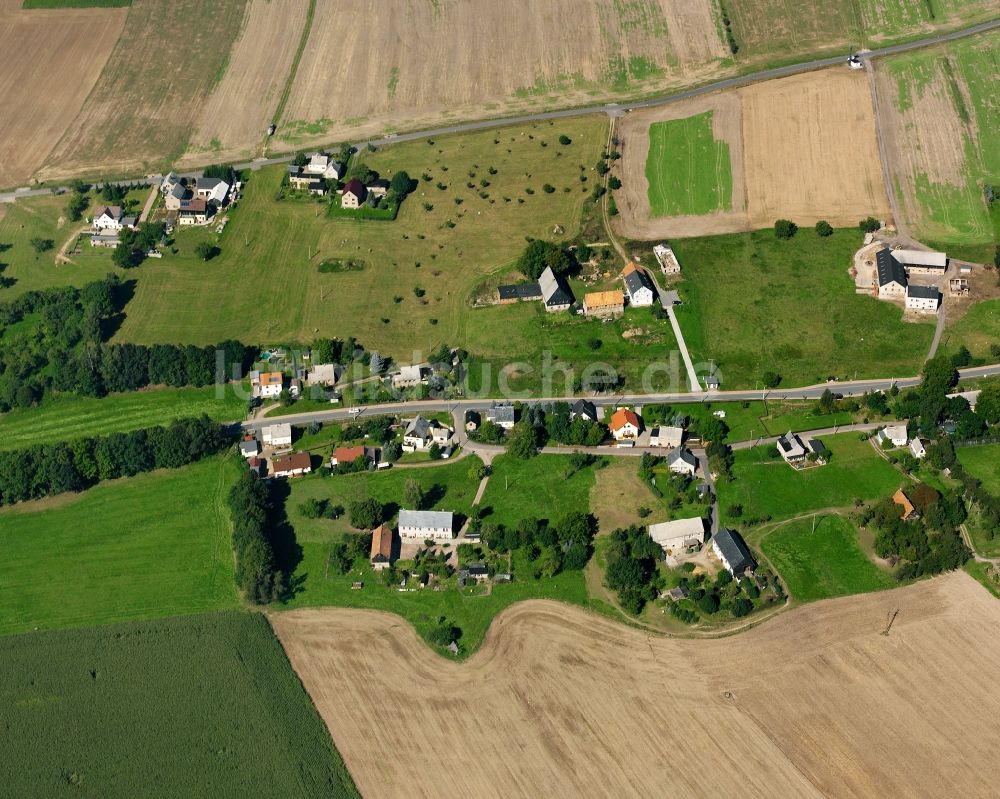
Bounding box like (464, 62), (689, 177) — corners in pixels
(276, 0), (728, 149)
(0, 0), (127, 189)
(617, 68), (891, 238)
(272, 571), (1000, 798)
(36, 0), (248, 184)
(181, 0), (311, 167)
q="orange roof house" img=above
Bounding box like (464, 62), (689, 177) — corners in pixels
(610, 408), (642, 440)
(370, 523), (393, 570)
(892, 488), (919, 521)
(333, 445), (366, 466)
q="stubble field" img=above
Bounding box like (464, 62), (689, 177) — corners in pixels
(617, 68), (891, 238)
(273, 571), (1000, 798)
(0, 0), (127, 189)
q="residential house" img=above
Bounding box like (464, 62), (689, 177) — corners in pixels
(486, 402), (516, 430)
(539, 266), (574, 312)
(160, 172), (183, 195)
(370, 523), (394, 570)
(288, 165), (327, 195)
(464, 410), (481, 431)
(253, 371), (284, 399)
(667, 447), (698, 476)
(239, 437), (261, 459)
(649, 425), (684, 449)
(398, 509), (455, 540)
(648, 517), (706, 553)
(459, 562), (490, 584)
(947, 390), (980, 411)
(609, 408), (642, 440)
(392, 364), (426, 389)
(570, 399), (598, 423)
(341, 178), (366, 208)
(876, 249), (907, 298)
(653, 244), (681, 275)
(664, 585), (689, 601)
(331, 445), (370, 467)
(891, 249), (947, 275)
(711, 528), (757, 577)
(583, 290), (625, 318)
(177, 198), (209, 226)
(92, 205), (131, 231)
(367, 178), (390, 198)
(402, 416), (434, 450)
(910, 438), (928, 459)
(878, 425), (908, 448)
(261, 423), (293, 449)
(705, 372), (721, 391)
(893, 488), (920, 521)
(164, 182), (190, 211)
(194, 177), (230, 206)
(622, 263), (656, 307)
(271, 452), (312, 478)
(905, 284), (940, 313)
(302, 153), (342, 180)
(305, 363), (340, 386)
(776, 431), (807, 463)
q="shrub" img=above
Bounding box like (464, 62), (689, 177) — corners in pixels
(815, 220), (833, 237)
(774, 219), (797, 239)
(859, 216), (881, 233)
(542, 184), (556, 194)
(558, 135), (572, 145)
(608, 176), (622, 190)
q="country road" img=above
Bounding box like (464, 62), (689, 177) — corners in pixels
(3, 17), (998, 202)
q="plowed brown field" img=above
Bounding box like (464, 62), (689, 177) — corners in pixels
(0, 0), (127, 189)
(272, 571), (1000, 798)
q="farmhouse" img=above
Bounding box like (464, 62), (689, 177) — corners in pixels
(194, 177), (230, 206)
(398, 509), (455, 540)
(893, 488), (920, 521)
(539, 266), (574, 312)
(667, 447), (698, 476)
(370, 523), (394, 570)
(609, 408), (641, 440)
(341, 178), (366, 208)
(653, 243), (681, 275)
(271, 452), (312, 478)
(649, 425), (684, 449)
(392, 364), (427, 389)
(905, 284), (940, 313)
(252, 370), (284, 399)
(288, 165), (327, 195)
(622, 263), (656, 307)
(878, 425), (908, 448)
(303, 152), (342, 180)
(178, 198), (209, 226)
(876, 249), (907, 297)
(261, 423), (293, 449)
(486, 403), (516, 430)
(570, 399), (599, 423)
(583, 290), (625, 318)
(164, 182), (190, 211)
(402, 416), (451, 451)
(648, 517), (705, 553)
(91, 205), (134, 231)
(712, 528), (756, 577)
(891, 249), (947, 275)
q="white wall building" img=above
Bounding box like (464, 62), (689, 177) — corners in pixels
(905, 284), (940, 313)
(648, 517), (705, 553)
(398, 509), (455, 540)
(261, 423), (293, 448)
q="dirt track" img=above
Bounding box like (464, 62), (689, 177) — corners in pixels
(616, 68), (892, 239)
(272, 571), (1000, 798)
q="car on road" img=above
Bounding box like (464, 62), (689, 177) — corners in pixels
(348, 407), (362, 415)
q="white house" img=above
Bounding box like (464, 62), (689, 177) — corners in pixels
(653, 244), (681, 275)
(876, 249), (907, 298)
(712, 528), (756, 577)
(905, 284), (940, 313)
(486, 403), (516, 430)
(609, 408), (641, 441)
(622, 263), (656, 307)
(92, 205), (126, 231)
(252, 371), (284, 399)
(402, 416), (433, 450)
(648, 517), (705, 553)
(177, 198), (208, 226)
(910, 438), (927, 459)
(195, 177), (230, 206)
(667, 447), (698, 476)
(878, 425), (908, 448)
(261, 423), (293, 449)
(776, 431), (807, 463)
(271, 452), (311, 478)
(303, 153), (342, 180)
(239, 438), (261, 459)
(341, 178), (366, 209)
(398, 509), (455, 540)
(649, 425), (684, 448)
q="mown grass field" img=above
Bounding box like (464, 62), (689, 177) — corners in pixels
(0, 456), (240, 635)
(0, 612), (358, 798)
(672, 229), (934, 388)
(716, 433), (903, 524)
(645, 112), (732, 217)
(943, 299), (1000, 361)
(113, 117), (607, 358)
(957, 443), (1000, 493)
(759, 514), (895, 602)
(479, 454), (600, 527)
(0, 386), (246, 450)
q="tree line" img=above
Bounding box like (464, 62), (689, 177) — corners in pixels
(227, 471), (288, 605)
(0, 415), (227, 505)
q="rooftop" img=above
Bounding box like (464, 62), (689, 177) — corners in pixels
(398, 509), (454, 529)
(585, 290), (624, 308)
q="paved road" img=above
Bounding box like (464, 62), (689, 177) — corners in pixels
(4, 18), (997, 202)
(728, 422), (884, 451)
(927, 301), (947, 361)
(236, 362), (1000, 432)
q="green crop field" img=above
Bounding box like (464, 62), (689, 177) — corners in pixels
(760, 514), (895, 602)
(0, 456), (240, 635)
(882, 30), (1000, 247)
(672, 229), (934, 388)
(0, 386), (246, 450)
(645, 112), (733, 217)
(716, 433), (904, 524)
(0, 612), (358, 798)
(942, 299), (1000, 361)
(111, 117), (607, 359)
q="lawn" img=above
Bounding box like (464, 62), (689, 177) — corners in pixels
(942, 299), (1000, 361)
(957, 443), (1000, 493)
(672, 228), (934, 388)
(0, 612), (358, 798)
(645, 112), (733, 217)
(111, 116), (608, 360)
(0, 456), (240, 635)
(0, 385), (246, 450)
(716, 433), (904, 524)
(479, 454), (600, 528)
(759, 514), (895, 602)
